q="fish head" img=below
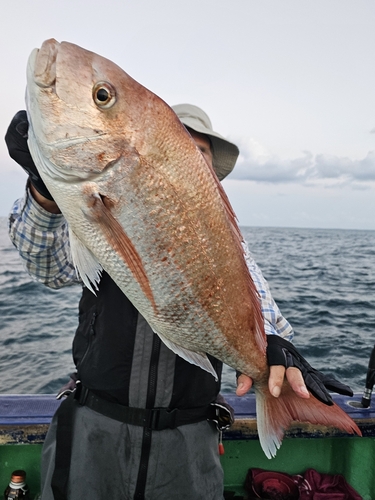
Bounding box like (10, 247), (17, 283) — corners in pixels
(26, 39), (183, 185)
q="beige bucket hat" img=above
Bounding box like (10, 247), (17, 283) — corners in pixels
(172, 103), (239, 181)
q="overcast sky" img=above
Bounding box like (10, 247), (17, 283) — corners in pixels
(1, 0), (374, 230)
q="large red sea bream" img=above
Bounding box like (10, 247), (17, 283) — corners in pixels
(25, 39), (361, 458)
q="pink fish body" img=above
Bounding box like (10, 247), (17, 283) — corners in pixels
(25, 39), (361, 457)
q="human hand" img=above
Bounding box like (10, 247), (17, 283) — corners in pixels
(5, 110), (53, 201)
(5, 111), (61, 213)
(235, 366), (309, 398)
(266, 335), (353, 405)
(236, 335), (353, 404)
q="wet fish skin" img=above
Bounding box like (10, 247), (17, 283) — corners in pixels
(25, 39), (361, 458)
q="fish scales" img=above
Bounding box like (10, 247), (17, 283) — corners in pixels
(108, 130), (262, 370)
(25, 39), (361, 458)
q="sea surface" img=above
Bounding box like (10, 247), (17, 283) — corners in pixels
(0, 216), (374, 396)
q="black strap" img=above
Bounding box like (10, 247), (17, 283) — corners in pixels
(51, 392), (76, 500)
(134, 334), (161, 500)
(75, 382), (214, 430)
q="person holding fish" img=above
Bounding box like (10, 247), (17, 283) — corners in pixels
(6, 95), (354, 499)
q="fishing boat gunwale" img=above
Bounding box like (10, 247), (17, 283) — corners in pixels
(0, 392), (374, 498)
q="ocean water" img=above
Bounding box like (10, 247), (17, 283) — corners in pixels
(0, 216), (374, 396)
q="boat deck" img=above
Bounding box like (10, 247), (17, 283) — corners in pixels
(0, 393), (374, 498)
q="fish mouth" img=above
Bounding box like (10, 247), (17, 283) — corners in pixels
(26, 39), (108, 149)
(30, 38), (60, 89)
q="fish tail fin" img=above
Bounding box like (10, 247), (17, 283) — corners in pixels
(255, 385), (362, 459)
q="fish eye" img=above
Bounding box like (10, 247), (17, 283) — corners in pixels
(93, 82), (116, 109)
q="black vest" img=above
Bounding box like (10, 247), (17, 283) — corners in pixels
(72, 271), (222, 408)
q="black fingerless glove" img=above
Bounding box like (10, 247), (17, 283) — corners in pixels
(267, 335), (353, 406)
(5, 110), (53, 200)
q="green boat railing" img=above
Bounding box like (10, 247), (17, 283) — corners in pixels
(0, 393), (374, 499)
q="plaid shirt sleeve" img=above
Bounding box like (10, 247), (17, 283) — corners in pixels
(8, 188), (81, 289)
(7, 188), (294, 340)
(242, 240), (294, 341)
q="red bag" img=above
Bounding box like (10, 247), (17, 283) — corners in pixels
(246, 468), (300, 499)
(299, 469), (362, 500)
(246, 468), (362, 500)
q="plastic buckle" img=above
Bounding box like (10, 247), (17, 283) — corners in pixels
(209, 403), (234, 431)
(149, 408), (178, 430)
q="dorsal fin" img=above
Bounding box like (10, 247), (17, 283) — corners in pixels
(210, 169), (267, 354)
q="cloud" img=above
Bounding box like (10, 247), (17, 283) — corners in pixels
(229, 137), (375, 186)
(314, 152), (375, 182)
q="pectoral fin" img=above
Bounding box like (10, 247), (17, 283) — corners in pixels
(84, 191), (156, 309)
(69, 229), (102, 293)
(155, 330), (218, 380)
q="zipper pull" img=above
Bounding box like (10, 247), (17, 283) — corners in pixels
(218, 429), (225, 455)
